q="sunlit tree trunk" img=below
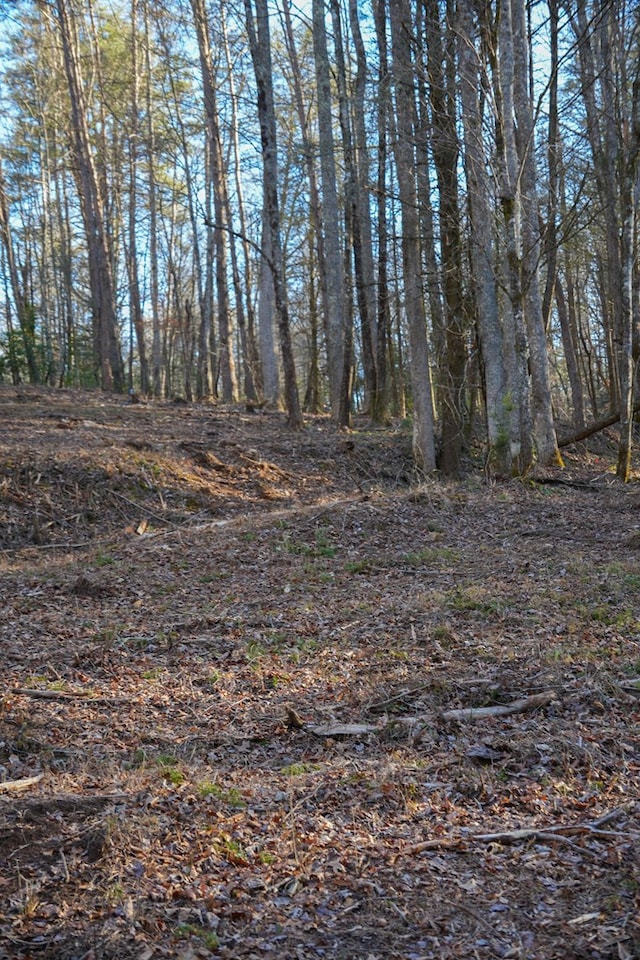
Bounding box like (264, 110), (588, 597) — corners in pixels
(389, 0), (436, 471)
(258, 212), (280, 405)
(457, 0), (510, 473)
(54, 0), (124, 392)
(312, 0), (347, 422)
(424, 0), (467, 477)
(373, 0), (391, 418)
(348, 0), (378, 416)
(616, 64), (640, 480)
(245, 0), (302, 428)
(143, 0), (163, 397)
(190, 0), (237, 403)
(0, 160), (38, 383)
(493, 0), (534, 472)
(510, 0), (562, 466)
(221, 4), (261, 403)
(126, 0), (149, 395)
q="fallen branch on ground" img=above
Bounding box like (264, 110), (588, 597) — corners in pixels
(558, 402), (640, 447)
(397, 804), (636, 858)
(298, 691), (557, 739)
(440, 690), (557, 722)
(0, 774), (44, 793)
(12, 687), (123, 703)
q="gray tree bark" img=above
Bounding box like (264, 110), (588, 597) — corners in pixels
(245, 0), (302, 428)
(389, 0), (436, 472)
(312, 0), (347, 421)
(54, 0), (124, 392)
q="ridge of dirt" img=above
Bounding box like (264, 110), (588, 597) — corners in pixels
(0, 386), (639, 960)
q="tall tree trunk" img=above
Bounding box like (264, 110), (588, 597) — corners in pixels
(244, 0), (302, 428)
(373, 0), (391, 419)
(389, 0), (436, 471)
(312, 0), (347, 422)
(616, 63), (640, 480)
(510, 0), (562, 466)
(190, 0), (237, 403)
(221, 3), (261, 402)
(493, 0), (534, 472)
(457, 0), (511, 473)
(143, 0), (163, 397)
(279, 0), (328, 408)
(424, 0), (467, 477)
(54, 0), (123, 392)
(348, 0), (378, 416)
(258, 212), (280, 405)
(329, 0), (356, 425)
(127, 0), (149, 395)
(0, 160), (39, 384)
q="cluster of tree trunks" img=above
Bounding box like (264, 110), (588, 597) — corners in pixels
(0, 0), (638, 477)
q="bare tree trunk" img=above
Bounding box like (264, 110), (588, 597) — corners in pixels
(348, 0), (378, 415)
(424, 0), (467, 477)
(244, 0), (302, 428)
(54, 0), (123, 392)
(494, 0), (534, 473)
(279, 0), (328, 406)
(457, 0), (511, 473)
(221, 3), (261, 402)
(143, 1), (163, 397)
(312, 0), (347, 422)
(190, 0), (237, 403)
(127, 0), (149, 395)
(389, 0), (436, 472)
(0, 161), (39, 384)
(616, 67), (640, 480)
(258, 213), (280, 405)
(373, 0), (391, 419)
(510, 0), (562, 466)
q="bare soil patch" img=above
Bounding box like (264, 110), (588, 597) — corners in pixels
(1, 386), (639, 959)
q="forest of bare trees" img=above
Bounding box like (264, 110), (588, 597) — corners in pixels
(0, 0), (638, 477)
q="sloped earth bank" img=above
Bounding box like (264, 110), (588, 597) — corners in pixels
(0, 386), (638, 960)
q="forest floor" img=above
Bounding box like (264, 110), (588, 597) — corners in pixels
(0, 384), (638, 960)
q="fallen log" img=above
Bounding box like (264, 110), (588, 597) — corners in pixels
(558, 402), (640, 447)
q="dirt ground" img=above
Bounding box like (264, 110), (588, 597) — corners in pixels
(0, 385), (638, 960)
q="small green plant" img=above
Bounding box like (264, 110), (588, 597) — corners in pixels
(94, 552), (116, 567)
(216, 836), (249, 863)
(175, 923), (219, 951)
(106, 882), (126, 905)
(157, 755), (185, 785)
(141, 667), (162, 680)
(432, 624), (454, 645)
(280, 762), (321, 776)
(246, 641), (266, 664)
(314, 529), (337, 558)
(197, 782), (245, 807)
(345, 559), (372, 574)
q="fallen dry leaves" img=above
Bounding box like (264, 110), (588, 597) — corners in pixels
(0, 386), (639, 959)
